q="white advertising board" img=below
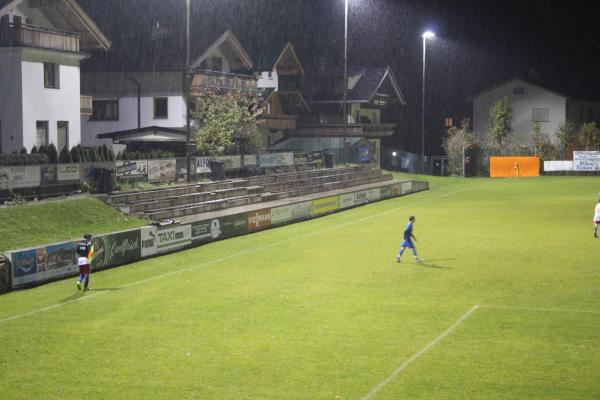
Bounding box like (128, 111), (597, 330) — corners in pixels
(573, 151), (600, 171)
(0, 166), (41, 189)
(544, 161), (573, 172)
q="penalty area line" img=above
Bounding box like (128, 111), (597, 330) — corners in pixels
(0, 183), (480, 325)
(360, 305), (480, 400)
(481, 304), (600, 314)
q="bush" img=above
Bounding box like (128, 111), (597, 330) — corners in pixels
(70, 145), (81, 163)
(19, 147), (27, 154)
(31, 146), (37, 154)
(59, 146), (73, 163)
(0, 153), (49, 165)
(47, 143), (58, 163)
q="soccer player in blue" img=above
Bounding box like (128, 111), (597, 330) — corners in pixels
(397, 216), (421, 263)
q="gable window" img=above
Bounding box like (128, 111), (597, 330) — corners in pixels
(92, 100), (119, 120)
(44, 63), (59, 89)
(210, 57), (222, 72)
(513, 87), (525, 96)
(444, 118), (454, 128)
(532, 108), (549, 122)
(154, 97), (168, 119)
(57, 121), (69, 152)
(36, 121), (49, 147)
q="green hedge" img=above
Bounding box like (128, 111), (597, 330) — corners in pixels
(0, 153), (49, 166)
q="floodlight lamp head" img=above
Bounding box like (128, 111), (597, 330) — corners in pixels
(422, 31), (436, 39)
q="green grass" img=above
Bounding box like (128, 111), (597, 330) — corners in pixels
(1, 176), (600, 399)
(0, 196), (147, 253)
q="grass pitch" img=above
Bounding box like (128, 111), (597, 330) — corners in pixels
(1, 175), (599, 399)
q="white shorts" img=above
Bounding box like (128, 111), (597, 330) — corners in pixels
(78, 257), (90, 266)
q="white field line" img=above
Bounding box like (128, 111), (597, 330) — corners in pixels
(0, 183), (480, 325)
(481, 304), (600, 314)
(360, 305), (480, 400)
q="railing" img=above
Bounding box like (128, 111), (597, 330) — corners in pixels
(0, 23), (79, 52)
(261, 114), (297, 130)
(190, 71), (258, 92)
(294, 123), (396, 137)
(80, 96), (93, 116)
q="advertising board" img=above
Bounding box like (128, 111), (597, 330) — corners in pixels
(0, 165), (41, 189)
(573, 151), (600, 172)
(115, 160), (148, 180)
(310, 196), (340, 216)
(156, 225), (192, 254)
(148, 159), (177, 183)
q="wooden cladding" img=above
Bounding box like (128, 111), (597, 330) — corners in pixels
(0, 23), (80, 52)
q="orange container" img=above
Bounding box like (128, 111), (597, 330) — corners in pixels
(490, 157), (539, 177)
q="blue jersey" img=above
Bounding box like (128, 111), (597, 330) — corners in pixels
(403, 222), (414, 241)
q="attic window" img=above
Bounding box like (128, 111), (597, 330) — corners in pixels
(513, 87), (525, 96)
(210, 57), (222, 72)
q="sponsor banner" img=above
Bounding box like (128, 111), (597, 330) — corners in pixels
(92, 229), (141, 269)
(270, 205), (293, 225)
(57, 164), (80, 181)
(401, 182), (412, 194)
(354, 190), (369, 205)
(290, 202), (310, 220)
(259, 153), (278, 168)
(191, 219), (222, 245)
(390, 183), (403, 196)
(310, 196), (340, 216)
(148, 159), (177, 183)
(340, 193), (355, 209)
(140, 226), (158, 258)
(367, 188), (381, 201)
(217, 155), (242, 170)
(40, 165), (58, 184)
(248, 209), (271, 231)
(115, 160), (148, 180)
(544, 161), (573, 172)
(80, 162), (113, 182)
(242, 154), (257, 166)
(11, 248), (38, 287)
(195, 157), (212, 173)
(573, 152), (600, 171)
(380, 185), (392, 199)
(276, 152), (294, 166)
(220, 213), (248, 238)
(156, 225), (191, 254)
(10, 240), (78, 287)
(0, 165), (41, 189)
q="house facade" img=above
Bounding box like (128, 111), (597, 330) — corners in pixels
(470, 78), (600, 147)
(0, 0), (109, 154)
(81, 30), (257, 153)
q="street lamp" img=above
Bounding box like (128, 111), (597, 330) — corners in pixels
(421, 30), (435, 174)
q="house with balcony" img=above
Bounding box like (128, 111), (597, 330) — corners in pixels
(0, 0), (110, 154)
(254, 42), (310, 147)
(272, 66), (406, 165)
(81, 29), (257, 153)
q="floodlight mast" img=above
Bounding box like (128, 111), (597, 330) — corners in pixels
(421, 30), (435, 174)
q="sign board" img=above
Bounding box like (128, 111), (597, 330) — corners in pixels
(243, 154), (257, 166)
(276, 152), (294, 166)
(10, 240), (78, 288)
(91, 229), (141, 269)
(247, 209), (271, 231)
(191, 219), (222, 245)
(79, 162), (113, 182)
(573, 151), (600, 171)
(0, 165), (41, 189)
(140, 226), (158, 258)
(544, 161), (573, 172)
(310, 196), (340, 216)
(57, 164), (80, 181)
(220, 213), (248, 238)
(148, 159), (177, 183)
(156, 224), (192, 254)
(115, 160), (148, 180)
(259, 153), (278, 168)
(340, 193), (355, 209)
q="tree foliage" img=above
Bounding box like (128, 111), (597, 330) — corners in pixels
(489, 97), (512, 151)
(554, 120), (577, 159)
(443, 119), (476, 176)
(577, 122), (600, 150)
(191, 87), (263, 156)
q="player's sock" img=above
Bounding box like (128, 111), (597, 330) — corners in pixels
(595, 226), (598, 237)
(83, 274), (89, 289)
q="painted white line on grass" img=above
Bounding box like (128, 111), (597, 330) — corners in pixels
(481, 304), (600, 314)
(360, 305), (480, 400)
(0, 184), (480, 325)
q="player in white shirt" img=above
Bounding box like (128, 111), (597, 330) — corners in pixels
(594, 199), (600, 238)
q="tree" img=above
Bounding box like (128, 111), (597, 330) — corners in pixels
(47, 143), (58, 163)
(489, 97), (512, 152)
(191, 87), (263, 156)
(577, 122), (600, 150)
(443, 119), (475, 176)
(19, 147), (27, 154)
(70, 145), (82, 163)
(59, 146), (73, 163)
(555, 120), (577, 159)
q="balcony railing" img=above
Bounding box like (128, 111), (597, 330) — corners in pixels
(80, 96), (93, 116)
(190, 71), (258, 93)
(261, 114), (297, 131)
(0, 23), (79, 52)
(294, 123), (396, 138)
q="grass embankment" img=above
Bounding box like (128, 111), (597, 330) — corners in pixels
(1, 175), (600, 399)
(0, 196), (147, 253)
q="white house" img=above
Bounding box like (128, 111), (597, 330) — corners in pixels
(0, 0), (110, 154)
(81, 29), (257, 153)
(470, 77), (600, 148)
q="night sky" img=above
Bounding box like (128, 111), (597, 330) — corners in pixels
(78, 0), (600, 154)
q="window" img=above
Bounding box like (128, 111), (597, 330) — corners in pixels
(210, 57), (222, 72)
(43, 63), (59, 89)
(36, 121), (49, 147)
(57, 121), (69, 152)
(513, 87), (525, 96)
(444, 118), (454, 128)
(153, 97), (168, 119)
(92, 100), (119, 120)
(532, 108), (549, 122)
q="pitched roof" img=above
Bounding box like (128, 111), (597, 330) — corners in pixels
(0, 0), (110, 50)
(190, 29), (253, 70)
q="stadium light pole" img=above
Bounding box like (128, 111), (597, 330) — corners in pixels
(185, 0), (192, 182)
(421, 30), (435, 174)
(343, 0), (349, 157)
